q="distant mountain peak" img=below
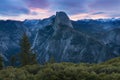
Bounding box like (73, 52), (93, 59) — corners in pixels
(53, 11), (73, 30)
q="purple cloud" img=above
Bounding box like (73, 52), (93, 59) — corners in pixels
(49, 0), (90, 15)
(25, 0), (49, 9)
(0, 0), (49, 16)
(0, 0), (120, 20)
(89, 0), (120, 18)
(90, 0), (120, 10)
(92, 12), (105, 15)
(0, 0), (30, 16)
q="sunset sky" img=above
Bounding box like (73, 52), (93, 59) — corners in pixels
(0, 0), (120, 21)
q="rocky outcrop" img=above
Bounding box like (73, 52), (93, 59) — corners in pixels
(53, 12), (73, 31)
(35, 12), (107, 63)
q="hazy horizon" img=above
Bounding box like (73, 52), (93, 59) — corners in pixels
(0, 13), (120, 22)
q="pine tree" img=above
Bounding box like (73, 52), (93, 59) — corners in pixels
(10, 55), (16, 67)
(19, 33), (37, 66)
(0, 55), (3, 70)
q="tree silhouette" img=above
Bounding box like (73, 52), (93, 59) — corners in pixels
(0, 55), (3, 70)
(10, 55), (16, 67)
(19, 33), (37, 66)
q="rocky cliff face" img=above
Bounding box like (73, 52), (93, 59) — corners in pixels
(54, 12), (73, 30)
(0, 12), (120, 64)
(0, 21), (25, 60)
(34, 12), (107, 63)
(102, 28), (120, 59)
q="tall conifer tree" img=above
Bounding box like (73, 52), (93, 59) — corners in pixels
(19, 33), (37, 66)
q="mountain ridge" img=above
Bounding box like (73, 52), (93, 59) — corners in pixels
(0, 12), (120, 65)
